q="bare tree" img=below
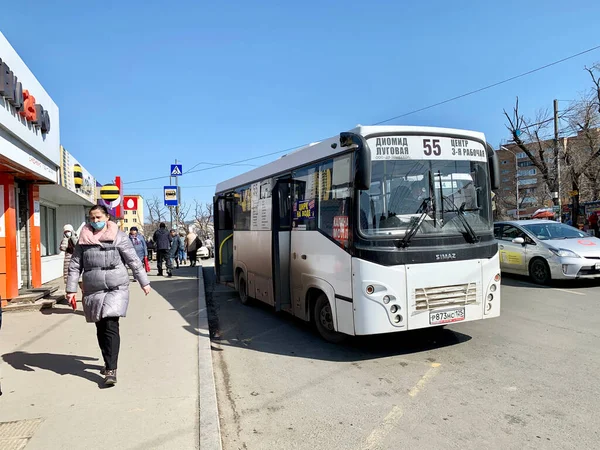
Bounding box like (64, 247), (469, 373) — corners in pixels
(193, 201), (214, 241)
(503, 98), (559, 207)
(145, 196), (169, 237)
(173, 202), (192, 232)
(560, 64), (600, 224)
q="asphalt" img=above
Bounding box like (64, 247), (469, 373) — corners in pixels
(206, 269), (600, 450)
(0, 265), (203, 450)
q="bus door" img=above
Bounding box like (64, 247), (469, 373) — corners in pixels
(272, 178), (292, 312)
(214, 194), (235, 283)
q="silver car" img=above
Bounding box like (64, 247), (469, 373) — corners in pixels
(494, 219), (600, 284)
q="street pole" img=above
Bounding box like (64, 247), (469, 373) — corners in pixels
(554, 99), (562, 221)
(170, 173), (174, 230)
(175, 158), (180, 230)
(515, 152), (519, 221)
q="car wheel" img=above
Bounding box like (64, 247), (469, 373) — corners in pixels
(313, 293), (346, 344)
(238, 272), (251, 305)
(529, 259), (551, 285)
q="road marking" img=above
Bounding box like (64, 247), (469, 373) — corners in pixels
(408, 362), (441, 397)
(363, 363), (441, 450)
(553, 288), (586, 296)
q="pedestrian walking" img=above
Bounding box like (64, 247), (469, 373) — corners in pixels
(169, 229), (182, 268)
(185, 230), (202, 267)
(147, 238), (156, 261)
(589, 213), (598, 237)
(128, 227), (148, 282)
(59, 224), (79, 294)
(178, 232), (187, 265)
(153, 223), (173, 277)
(65, 205), (151, 386)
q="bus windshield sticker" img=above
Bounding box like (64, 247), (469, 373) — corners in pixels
(333, 216), (349, 244)
(367, 136), (487, 162)
(294, 199), (315, 221)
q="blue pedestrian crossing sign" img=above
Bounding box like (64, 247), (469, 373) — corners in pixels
(164, 186), (178, 206)
(171, 164), (183, 176)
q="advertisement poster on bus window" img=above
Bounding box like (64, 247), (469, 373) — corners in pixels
(294, 199), (315, 221)
(250, 178), (272, 231)
(333, 215), (349, 245)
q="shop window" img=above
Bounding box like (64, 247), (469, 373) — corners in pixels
(40, 205), (58, 256)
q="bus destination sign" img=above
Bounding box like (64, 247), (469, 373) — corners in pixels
(368, 136), (487, 162)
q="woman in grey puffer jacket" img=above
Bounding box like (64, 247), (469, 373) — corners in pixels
(66, 205), (151, 386)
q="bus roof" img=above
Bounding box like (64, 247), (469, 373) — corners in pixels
(215, 125), (488, 194)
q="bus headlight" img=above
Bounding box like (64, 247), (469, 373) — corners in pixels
(390, 305), (398, 313)
(490, 284), (497, 292)
(366, 285), (375, 295)
(383, 295), (391, 304)
(393, 315), (402, 323)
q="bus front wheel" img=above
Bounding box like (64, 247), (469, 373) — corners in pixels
(313, 294), (346, 344)
(238, 272), (251, 305)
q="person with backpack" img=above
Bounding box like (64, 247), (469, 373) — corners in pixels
(169, 229), (182, 269)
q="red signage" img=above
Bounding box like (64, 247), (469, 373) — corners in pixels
(333, 216), (349, 245)
(123, 195), (138, 211)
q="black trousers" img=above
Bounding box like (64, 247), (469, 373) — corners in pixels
(188, 251), (197, 266)
(157, 249), (172, 273)
(95, 317), (120, 370)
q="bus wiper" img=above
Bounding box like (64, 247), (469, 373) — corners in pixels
(442, 196), (479, 244)
(396, 197), (432, 248)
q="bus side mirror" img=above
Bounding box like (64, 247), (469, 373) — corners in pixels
(340, 132), (371, 191)
(487, 144), (500, 191)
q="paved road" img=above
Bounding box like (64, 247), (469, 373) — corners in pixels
(204, 267), (600, 450)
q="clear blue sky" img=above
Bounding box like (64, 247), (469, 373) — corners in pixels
(3, 1), (600, 209)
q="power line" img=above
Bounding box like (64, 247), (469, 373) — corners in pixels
(125, 44), (600, 186)
(374, 44), (600, 125)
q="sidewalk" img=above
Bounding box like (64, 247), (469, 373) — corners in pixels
(0, 267), (201, 450)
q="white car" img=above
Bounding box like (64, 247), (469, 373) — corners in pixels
(494, 219), (600, 284)
(197, 246), (210, 260)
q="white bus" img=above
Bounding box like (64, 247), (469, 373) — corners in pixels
(214, 125), (501, 342)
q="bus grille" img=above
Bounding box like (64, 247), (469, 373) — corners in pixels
(414, 283), (478, 311)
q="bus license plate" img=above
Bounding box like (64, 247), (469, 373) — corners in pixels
(429, 308), (465, 325)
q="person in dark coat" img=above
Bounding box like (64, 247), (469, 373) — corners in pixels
(66, 205), (151, 386)
(153, 223), (173, 277)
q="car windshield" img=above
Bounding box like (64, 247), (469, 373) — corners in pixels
(359, 159), (492, 238)
(522, 222), (588, 240)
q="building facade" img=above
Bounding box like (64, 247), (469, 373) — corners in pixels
(122, 194), (144, 234)
(0, 32), (61, 302)
(0, 32), (100, 303)
(38, 146), (96, 283)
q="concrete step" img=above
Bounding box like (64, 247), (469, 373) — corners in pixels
(3, 298), (56, 313)
(11, 286), (59, 305)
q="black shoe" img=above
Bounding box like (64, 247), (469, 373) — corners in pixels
(157, 272), (163, 277)
(104, 369), (117, 386)
(167, 271), (173, 278)
(100, 367), (106, 376)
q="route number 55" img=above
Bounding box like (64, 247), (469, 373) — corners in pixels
(423, 139), (441, 156)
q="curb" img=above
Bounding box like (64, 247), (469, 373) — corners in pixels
(197, 265), (223, 450)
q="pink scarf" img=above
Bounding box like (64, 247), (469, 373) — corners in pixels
(78, 221), (119, 245)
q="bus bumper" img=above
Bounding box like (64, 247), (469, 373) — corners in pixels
(351, 254), (500, 335)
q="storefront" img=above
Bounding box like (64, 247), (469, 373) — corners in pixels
(0, 32), (60, 302)
(37, 146), (96, 283)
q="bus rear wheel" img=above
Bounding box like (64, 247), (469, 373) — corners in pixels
(238, 272), (251, 305)
(313, 293), (346, 344)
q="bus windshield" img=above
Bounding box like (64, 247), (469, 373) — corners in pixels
(359, 159), (492, 239)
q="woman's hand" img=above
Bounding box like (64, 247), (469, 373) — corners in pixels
(142, 285), (151, 296)
(66, 293), (77, 311)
